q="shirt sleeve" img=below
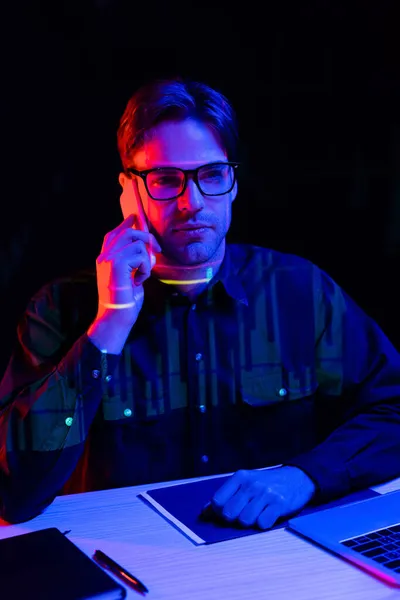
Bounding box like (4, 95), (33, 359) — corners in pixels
(0, 279), (120, 523)
(286, 268), (400, 502)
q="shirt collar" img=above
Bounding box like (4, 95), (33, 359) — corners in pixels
(144, 244), (248, 312)
(208, 244), (248, 306)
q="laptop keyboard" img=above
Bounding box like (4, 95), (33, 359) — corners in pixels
(341, 524), (400, 572)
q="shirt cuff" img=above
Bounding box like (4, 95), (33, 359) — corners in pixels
(284, 451), (352, 504)
(57, 333), (121, 395)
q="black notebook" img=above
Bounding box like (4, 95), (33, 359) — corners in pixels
(0, 527), (127, 600)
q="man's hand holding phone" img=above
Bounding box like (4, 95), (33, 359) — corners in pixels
(88, 199), (161, 354)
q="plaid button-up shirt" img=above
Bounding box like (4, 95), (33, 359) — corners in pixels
(1, 243), (400, 523)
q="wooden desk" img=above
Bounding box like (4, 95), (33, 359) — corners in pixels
(1, 475), (400, 600)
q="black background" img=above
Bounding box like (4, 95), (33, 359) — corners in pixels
(1, 0), (400, 374)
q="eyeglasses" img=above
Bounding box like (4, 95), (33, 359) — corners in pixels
(127, 162), (239, 201)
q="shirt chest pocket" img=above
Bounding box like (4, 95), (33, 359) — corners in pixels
(240, 368), (317, 407)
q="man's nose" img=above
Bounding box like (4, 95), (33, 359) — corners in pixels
(177, 179), (205, 212)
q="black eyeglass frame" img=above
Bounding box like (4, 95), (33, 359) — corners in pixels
(126, 162), (240, 201)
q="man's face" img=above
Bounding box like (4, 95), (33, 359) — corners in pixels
(120, 118), (237, 266)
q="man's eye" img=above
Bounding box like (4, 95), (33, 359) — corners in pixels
(153, 176), (181, 186)
(201, 166), (227, 179)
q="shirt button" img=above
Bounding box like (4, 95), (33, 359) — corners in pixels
(201, 455), (209, 463)
(92, 369), (100, 379)
(195, 353), (202, 361)
(191, 304), (196, 311)
(65, 417), (73, 426)
(278, 388), (287, 397)
(105, 375), (112, 382)
(123, 408), (132, 417)
(198, 404), (206, 413)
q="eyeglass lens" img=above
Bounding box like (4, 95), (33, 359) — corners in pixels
(146, 164), (234, 200)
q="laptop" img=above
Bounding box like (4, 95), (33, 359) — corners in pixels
(288, 489), (400, 587)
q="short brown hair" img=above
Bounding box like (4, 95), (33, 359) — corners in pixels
(117, 77), (239, 171)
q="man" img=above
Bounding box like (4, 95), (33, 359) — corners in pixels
(1, 77), (400, 527)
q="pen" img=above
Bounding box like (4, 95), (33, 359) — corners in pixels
(93, 549), (149, 595)
(199, 501), (215, 519)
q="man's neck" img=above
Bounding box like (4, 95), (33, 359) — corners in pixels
(152, 243), (226, 300)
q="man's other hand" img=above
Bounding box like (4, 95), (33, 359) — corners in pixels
(210, 466), (316, 529)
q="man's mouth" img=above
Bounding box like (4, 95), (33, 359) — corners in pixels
(172, 226), (211, 238)
(173, 223), (211, 232)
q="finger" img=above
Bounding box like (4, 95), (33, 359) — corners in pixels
(220, 489), (255, 522)
(105, 228), (149, 253)
(110, 214), (136, 237)
(219, 481), (265, 522)
(113, 225), (161, 254)
(108, 242), (152, 287)
(103, 237), (157, 286)
(212, 470), (250, 510)
(238, 491), (273, 527)
(100, 240), (147, 263)
(116, 232), (160, 268)
(133, 256), (152, 286)
(257, 502), (283, 530)
(120, 240), (152, 285)
(101, 214), (136, 251)
(105, 229), (162, 255)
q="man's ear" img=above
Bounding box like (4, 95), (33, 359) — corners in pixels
(119, 172), (141, 220)
(230, 180), (238, 203)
